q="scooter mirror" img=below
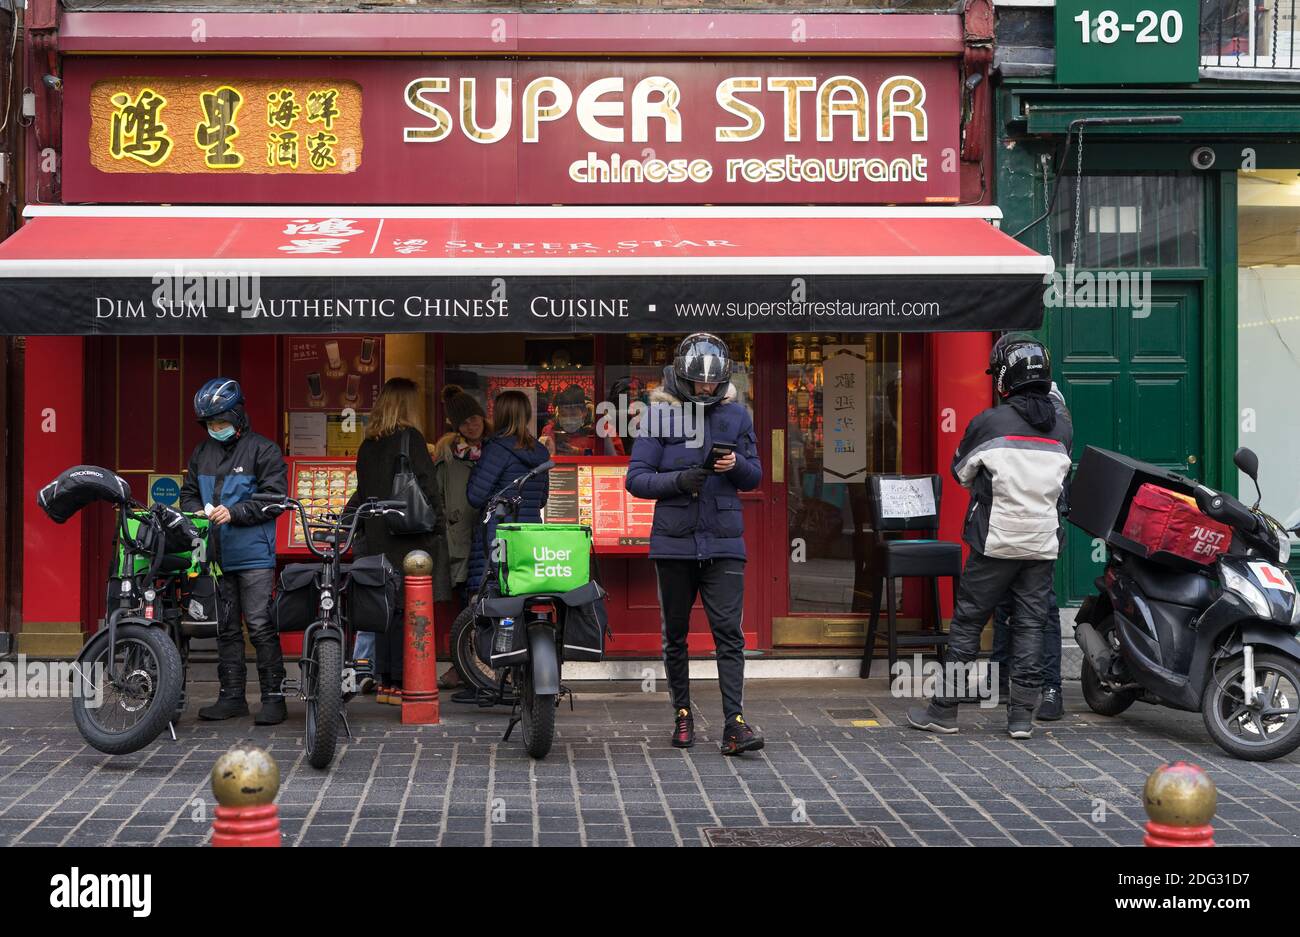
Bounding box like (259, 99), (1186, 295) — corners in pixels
(1234, 447), (1260, 481)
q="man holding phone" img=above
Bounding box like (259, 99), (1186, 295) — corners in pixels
(626, 334), (764, 755)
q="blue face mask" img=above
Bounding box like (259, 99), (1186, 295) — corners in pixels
(208, 425), (236, 442)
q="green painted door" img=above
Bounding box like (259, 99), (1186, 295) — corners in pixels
(1050, 281), (1203, 603)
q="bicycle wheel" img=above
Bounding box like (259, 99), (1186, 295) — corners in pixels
(72, 624), (183, 756)
(305, 636), (343, 770)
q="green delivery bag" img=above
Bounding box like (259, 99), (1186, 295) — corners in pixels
(116, 511), (212, 577)
(495, 523), (591, 596)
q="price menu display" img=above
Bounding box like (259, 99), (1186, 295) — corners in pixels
(546, 459), (653, 550)
(280, 457), (358, 551)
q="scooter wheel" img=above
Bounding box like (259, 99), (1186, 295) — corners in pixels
(1081, 655), (1136, 717)
(1202, 651), (1300, 762)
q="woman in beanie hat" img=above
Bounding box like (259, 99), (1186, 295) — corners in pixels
(430, 385), (491, 690)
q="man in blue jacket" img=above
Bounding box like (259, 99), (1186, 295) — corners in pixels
(180, 378), (289, 725)
(626, 334), (764, 755)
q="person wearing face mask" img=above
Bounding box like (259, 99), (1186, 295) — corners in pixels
(539, 383), (624, 456)
(180, 377), (289, 726)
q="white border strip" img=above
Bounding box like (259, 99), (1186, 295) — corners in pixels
(23, 204), (1004, 221)
(0, 254), (1054, 278)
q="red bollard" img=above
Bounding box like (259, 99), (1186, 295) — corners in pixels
(210, 746), (281, 847)
(1142, 761), (1216, 847)
(401, 550), (440, 725)
(213, 805), (282, 847)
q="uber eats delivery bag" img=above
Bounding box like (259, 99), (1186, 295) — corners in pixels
(495, 523), (591, 596)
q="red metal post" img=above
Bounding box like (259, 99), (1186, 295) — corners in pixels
(212, 805), (282, 847)
(402, 550), (440, 724)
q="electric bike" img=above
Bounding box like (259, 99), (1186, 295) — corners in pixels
(254, 493), (406, 769)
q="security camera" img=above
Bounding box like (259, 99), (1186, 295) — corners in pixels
(1190, 146), (1216, 170)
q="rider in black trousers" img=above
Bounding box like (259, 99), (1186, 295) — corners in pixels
(907, 335), (1073, 740)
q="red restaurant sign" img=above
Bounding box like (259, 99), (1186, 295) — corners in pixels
(64, 57), (961, 205)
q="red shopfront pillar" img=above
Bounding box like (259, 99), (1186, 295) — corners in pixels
(22, 336), (87, 638)
(928, 332), (992, 616)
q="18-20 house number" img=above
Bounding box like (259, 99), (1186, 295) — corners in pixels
(1072, 8), (1185, 43)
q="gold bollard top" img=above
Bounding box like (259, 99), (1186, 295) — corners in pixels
(1143, 761), (1216, 826)
(403, 549), (434, 576)
(211, 745), (281, 808)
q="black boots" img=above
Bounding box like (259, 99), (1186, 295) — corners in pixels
(254, 667), (287, 726)
(198, 665), (250, 721)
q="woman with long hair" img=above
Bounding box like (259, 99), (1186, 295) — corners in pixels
(464, 390), (551, 595)
(430, 384), (491, 691)
(344, 376), (438, 705)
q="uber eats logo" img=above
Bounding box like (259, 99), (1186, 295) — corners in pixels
(533, 546), (573, 579)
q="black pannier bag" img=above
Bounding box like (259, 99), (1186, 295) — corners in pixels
(180, 572), (221, 639)
(343, 554), (402, 634)
(473, 586), (528, 668)
(560, 580), (610, 663)
(272, 563), (321, 633)
(37, 465), (133, 523)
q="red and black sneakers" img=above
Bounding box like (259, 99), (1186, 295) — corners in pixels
(672, 708), (695, 748)
(720, 715), (765, 756)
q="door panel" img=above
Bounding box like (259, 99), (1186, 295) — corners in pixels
(1053, 282), (1202, 604)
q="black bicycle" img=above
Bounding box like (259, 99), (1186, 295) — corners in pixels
(255, 492), (405, 769)
(38, 465), (218, 755)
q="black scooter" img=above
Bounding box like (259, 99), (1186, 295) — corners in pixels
(1073, 447), (1300, 761)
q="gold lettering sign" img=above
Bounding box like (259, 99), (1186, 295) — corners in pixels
(90, 78), (362, 175)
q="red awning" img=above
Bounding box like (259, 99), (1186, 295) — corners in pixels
(0, 206), (1052, 336)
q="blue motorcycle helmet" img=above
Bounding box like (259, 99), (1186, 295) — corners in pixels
(193, 377), (247, 433)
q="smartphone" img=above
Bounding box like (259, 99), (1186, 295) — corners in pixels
(704, 441), (736, 472)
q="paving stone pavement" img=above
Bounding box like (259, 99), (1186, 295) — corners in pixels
(2, 676), (1299, 847)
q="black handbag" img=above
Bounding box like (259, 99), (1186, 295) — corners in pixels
(386, 430), (436, 535)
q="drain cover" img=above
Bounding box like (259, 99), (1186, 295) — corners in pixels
(704, 826), (890, 847)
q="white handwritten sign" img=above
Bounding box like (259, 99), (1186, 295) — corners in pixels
(878, 477), (936, 519)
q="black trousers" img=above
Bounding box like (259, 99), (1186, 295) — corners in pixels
(655, 558), (747, 721)
(216, 568), (285, 696)
(936, 550), (1054, 712)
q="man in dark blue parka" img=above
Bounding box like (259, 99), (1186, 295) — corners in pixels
(626, 334), (764, 755)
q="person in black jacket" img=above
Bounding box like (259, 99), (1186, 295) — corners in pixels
(908, 335), (1073, 740)
(344, 377), (439, 705)
(625, 334), (764, 756)
(180, 378), (289, 725)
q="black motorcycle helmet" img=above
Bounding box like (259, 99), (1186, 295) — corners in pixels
(672, 332), (732, 405)
(987, 332), (1051, 398)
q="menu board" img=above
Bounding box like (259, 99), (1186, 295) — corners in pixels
(546, 458), (653, 549)
(281, 457), (359, 550)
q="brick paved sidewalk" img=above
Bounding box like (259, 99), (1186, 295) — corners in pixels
(2, 676), (1299, 847)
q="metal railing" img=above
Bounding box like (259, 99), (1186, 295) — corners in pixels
(1202, 0), (1300, 69)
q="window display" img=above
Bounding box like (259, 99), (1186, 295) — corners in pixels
(786, 333), (901, 615)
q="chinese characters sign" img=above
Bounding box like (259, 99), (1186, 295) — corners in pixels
(90, 78), (362, 176)
(823, 345), (868, 484)
(69, 58), (958, 203)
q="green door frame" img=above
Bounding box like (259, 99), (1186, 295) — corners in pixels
(993, 80), (1300, 499)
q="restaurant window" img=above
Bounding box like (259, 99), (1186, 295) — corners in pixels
(786, 333), (901, 616)
(1050, 173), (1204, 269)
(1237, 169), (1300, 533)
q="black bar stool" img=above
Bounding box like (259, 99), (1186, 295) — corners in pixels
(859, 474), (962, 679)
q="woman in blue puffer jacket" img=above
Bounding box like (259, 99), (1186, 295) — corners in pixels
(465, 390), (551, 592)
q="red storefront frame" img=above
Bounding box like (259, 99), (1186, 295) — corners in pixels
(17, 10), (1004, 656)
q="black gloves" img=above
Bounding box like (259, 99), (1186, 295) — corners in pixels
(676, 466), (709, 494)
